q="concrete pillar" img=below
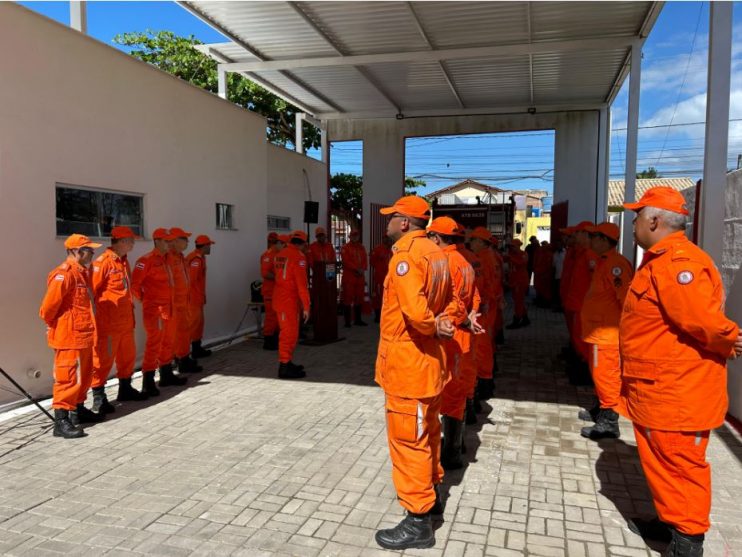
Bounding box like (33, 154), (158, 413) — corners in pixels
(621, 41), (642, 262)
(69, 1), (87, 34)
(700, 2), (733, 264)
(217, 67), (227, 100)
(295, 113), (305, 155)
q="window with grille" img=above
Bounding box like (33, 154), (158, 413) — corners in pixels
(55, 184), (143, 238)
(267, 215), (291, 230)
(216, 203), (235, 230)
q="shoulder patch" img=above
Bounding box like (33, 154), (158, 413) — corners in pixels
(396, 261), (410, 276)
(677, 270), (694, 285)
(54, 274), (65, 281)
(611, 266), (622, 277)
(135, 262), (146, 270)
(190, 260), (201, 267)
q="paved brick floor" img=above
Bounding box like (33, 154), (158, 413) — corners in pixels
(1, 304), (741, 556)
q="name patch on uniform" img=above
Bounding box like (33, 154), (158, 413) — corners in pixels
(190, 260), (200, 267)
(677, 270), (694, 285)
(54, 274), (65, 281)
(396, 261), (410, 276)
(611, 266), (622, 277)
(135, 262), (145, 270)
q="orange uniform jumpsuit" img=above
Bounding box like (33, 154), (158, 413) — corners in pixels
(131, 249), (174, 371)
(91, 249), (136, 388)
(370, 243), (393, 311)
(563, 246), (597, 361)
(619, 231), (738, 536)
(39, 260), (96, 410)
(580, 249), (633, 411)
(457, 244), (483, 400)
(273, 244), (311, 363)
(260, 248), (278, 337)
(308, 241), (336, 265)
(186, 250), (207, 342)
(533, 245), (553, 303)
(341, 241), (367, 306)
(376, 230), (455, 515)
(474, 248), (500, 381)
(440, 244), (479, 421)
(162, 250), (191, 362)
(508, 247), (529, 319)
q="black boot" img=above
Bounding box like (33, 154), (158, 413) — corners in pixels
(288, 361), (305, 372)
(664, 529), (704, 557)
(159, 363), (187, 387)
(627, 517), (672, 544)
(191, 340), (212, 358)
(581, 409), (620, 440)
(278, 362), (306, 379)
(117, 377), (148, 402)
(74, 403), (105, 423)
(178, 356), (202, 374)
(354, 306), (368, 326)
(92, 386), (115, 415)
(520, 315), (530, 327)
(578, 401), (601, 422)
(440, 415), (464, 470)
(465, 398), (477, 425)
(343, 306), (352, 328)
(476, 377), (494, 400)
(506, 317), (521, 330)
(430, 484), (444, 515)
(142, 371), (160, 397)
(375, 512), (434, 550)
(53, 409), (85, 439)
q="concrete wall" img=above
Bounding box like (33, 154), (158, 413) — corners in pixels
(266, 144), (328, 237)
(327, 110), (602, 248)
(723, 169), (742, 420)
(0, 5), (325, 408)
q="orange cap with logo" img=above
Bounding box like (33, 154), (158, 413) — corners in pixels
(152, 228), (175, 240)
(315, 227), (326, 236)
(623, 186), (690, 215)
(169, 227), (191, 239)
(574, 221), (594, 232)
(291, 230), (308, 242)
(267, 232), (279, 241)
(469, 226), (492, 242)
(64, 234), (102, 249)
(586, 222), (620, 242)
(379, 195), (431, 220)
(427, 216), (459, 235)
(195, 234), (215, 246)
(110, 226), (135, 240)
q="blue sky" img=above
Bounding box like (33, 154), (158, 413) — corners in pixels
(20, 1), (742, 196)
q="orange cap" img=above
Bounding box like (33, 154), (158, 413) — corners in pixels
(379, 195), (431, 220)
(623, 186), (689, 215)
(511, 238), (523, 247)
(587, 222), (620, 242)
(277, 234), (290, 243)
(64, 234), (102, 249)
(169, 227), (191, 239)
(574, 221), (594, 232)
(290, 230), (308, 242)
(427, 216), (459, 235)
(152, 228), (174, 240)
(110, 226), (135, 240)
(453, 224), (466, 237)
(315, 227), (327, 236)
(469, 226), (492, 242)
(268, 232), (279, 241)
(195, 234), (215, 246)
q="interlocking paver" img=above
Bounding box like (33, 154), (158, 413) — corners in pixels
(1, 301), (741, 556)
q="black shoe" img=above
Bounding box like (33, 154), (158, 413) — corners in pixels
(278, 362), (306, 379)
(430, 485), (444, 515)
(506, 318), (522, 330)
(159, 363), (188, 387)
(178, 356), (202, 373)
(288, 361), (305, 373)
(375, 512), (434, 550)
(441, 415), (464, 470)
(116, 378), (148, 402)
(343, 306), (352, 328)
(476, 377), (494, 400)
(465, 398), (477, 425)
(627, 517), (673, 544)
(664, 528), (704, 557)
(578, 402), (601, 422)
(53, 409), (85, 439)
(520, 315), (530, 327)
(353, 306), (368, 326)
(581, 409), (620, 440)
(191, 340), (212, 358)
(142, 371), (160, 397)
(92, 386), (115, 414)
(74, 403), (105, 423)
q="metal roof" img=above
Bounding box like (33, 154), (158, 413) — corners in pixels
(180, 1), (662, 119)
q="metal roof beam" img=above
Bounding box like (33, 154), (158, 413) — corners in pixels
(317, 103), (607, 120)
(221, 36), (637, 73)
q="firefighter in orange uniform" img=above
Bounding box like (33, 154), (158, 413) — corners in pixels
(370, 235), (393, 323)
(273, 230), (311, 379)
(187, 234), (215, 359)
(131, 228), (186, 396)
(341, 229), (368, 327)
(308, 226), (336, 265)
(260, 233), (282, 350)
(91, 226), (147, 415)
(374, 196), (456, 550)
(427, 217), (483, 471)
(506, 238), (530, 328)
(577, 222), (632, 439)
(164, 227), (201, 375)
(620, 187), (742, 556)
(39, 234), (103, 438)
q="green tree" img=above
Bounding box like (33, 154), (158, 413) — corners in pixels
(636, 167), (660, 179)
(404, 177), (426, 196)
(113, 30), (320, 149)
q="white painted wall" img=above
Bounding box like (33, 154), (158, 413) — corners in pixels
(0, 5), (327, 408)
(266, 144), (328, 237)
(723, 169), (742, 421)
